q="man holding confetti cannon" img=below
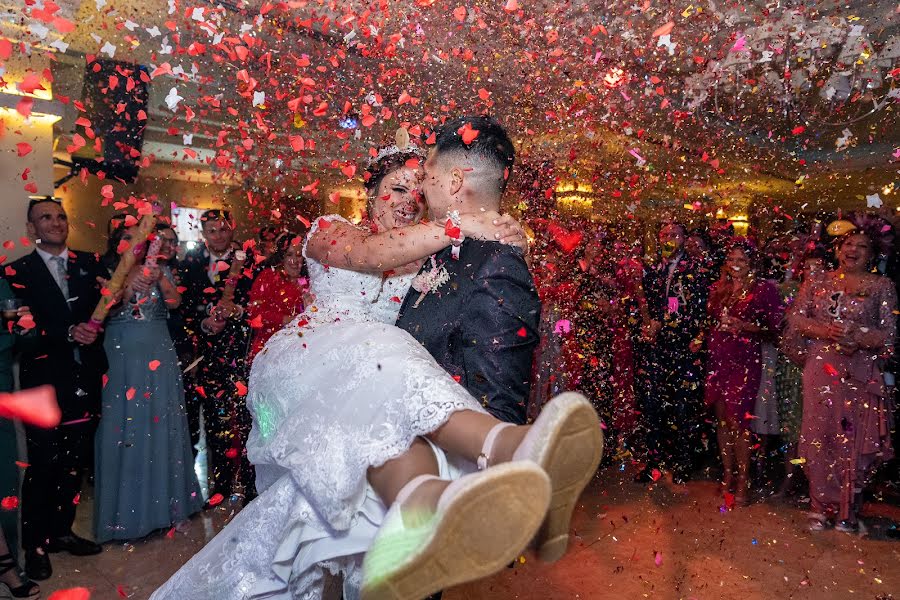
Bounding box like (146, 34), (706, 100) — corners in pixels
(179, 209), (257, 506)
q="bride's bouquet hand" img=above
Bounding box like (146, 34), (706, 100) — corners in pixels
(461, 211), (528, 253)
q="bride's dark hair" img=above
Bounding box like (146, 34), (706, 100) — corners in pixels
(363, 148), (424, 217)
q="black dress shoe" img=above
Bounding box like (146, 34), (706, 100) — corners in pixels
(24, 549), (51, 581)
(48, 534), (102, 556)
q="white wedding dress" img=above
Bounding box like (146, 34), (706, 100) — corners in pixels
(151, 215), (484, 600)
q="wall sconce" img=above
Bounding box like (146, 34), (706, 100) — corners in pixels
(0, 97), (63, 123)
(0, 70), (62, 122)
(730, 213), (749, 235)
(555, 181), (595, 210)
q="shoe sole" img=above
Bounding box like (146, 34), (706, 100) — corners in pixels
(360, 462), (551, 600)
(524, 392), (604, 563)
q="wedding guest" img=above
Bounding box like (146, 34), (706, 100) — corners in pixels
(570, 235), (616, 436)
(0, 525), (39, 598)
(8, 198), (107, 580)
(790, 220), (897, 532)
(776, 246), (827, 496)
(570, 233), (646, 453)
(636, 222), (711, 483)
(256, 225), (279, 263)
(247, 232), (308, 360)
(703, 240), (783, 506)
(179, 209), (256, 503)
(526, 218), (583, 419)
(0, 278), (33, 575)
(156, 224), (194, 369)
(610, 240), (651, 445)
(93, 224), (203, 543)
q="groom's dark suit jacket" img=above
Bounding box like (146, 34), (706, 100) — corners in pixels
(396, 240), (541, 425)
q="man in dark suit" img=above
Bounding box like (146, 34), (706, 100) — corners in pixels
(393, 115), (540, 600)
(635, 222), (711, 484)
(178, 209), (256, 504)
(8, 198), (106, 580)
(397, 116), (540, 426)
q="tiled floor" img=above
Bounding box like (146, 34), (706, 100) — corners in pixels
(40, 468), (900, 599)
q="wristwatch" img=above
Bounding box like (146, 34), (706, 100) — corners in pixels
(67, 325), (76, 343)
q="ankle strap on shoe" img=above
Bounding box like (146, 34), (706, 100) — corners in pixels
(477, 423), (514, 470)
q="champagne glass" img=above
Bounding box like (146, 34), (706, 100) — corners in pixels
(0, 298), (22, 332)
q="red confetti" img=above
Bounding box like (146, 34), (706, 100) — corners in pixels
(16, 143), (32, 157)
(457, 122), (480, 145)
(148, 360), (161, 371)
(444, 219), (461, 240)
(547, 222), (583, 253)
(16, 314), (35, 330)
(16, 97), (33, 118)
(651, 21), (675, 37)
(516, 327), (527, 337)
(0, 496), (19, 510)
(207, 493), (224, 507)
(0, 386), (60, 428)
(48, 589), (91, 600)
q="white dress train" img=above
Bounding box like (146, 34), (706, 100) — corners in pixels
(151, 215), (484, 599)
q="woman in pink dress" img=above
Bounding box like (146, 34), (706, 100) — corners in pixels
(789, 223), (897, 532)
(704, 240), (784, 506)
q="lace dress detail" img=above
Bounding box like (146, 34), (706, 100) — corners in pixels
(152, 215), (481, 600)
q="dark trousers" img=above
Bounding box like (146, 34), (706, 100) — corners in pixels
(184, 373), (202, 459)
(194, 360), (254, 498)
(21, 420), (94, 550)
(637, 344), (705, 475)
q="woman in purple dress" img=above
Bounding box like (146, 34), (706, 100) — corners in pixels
(704, 240), (784, 506)
(789, 222), (896, 532)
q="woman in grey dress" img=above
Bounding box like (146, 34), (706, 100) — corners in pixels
(790, 222), (897, 532)
(94, 223), (203, 543)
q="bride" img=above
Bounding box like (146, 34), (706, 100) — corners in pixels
(152, 129), (603, 600)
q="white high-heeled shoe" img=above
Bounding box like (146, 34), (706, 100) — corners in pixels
(478, 392), (604, 563)
(360, 462), (550, 600)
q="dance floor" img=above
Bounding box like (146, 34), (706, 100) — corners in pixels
(48, 468), (900, 599)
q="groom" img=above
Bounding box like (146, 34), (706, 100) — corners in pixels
(397, 115), (540, 425)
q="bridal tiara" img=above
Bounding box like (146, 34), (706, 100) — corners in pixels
(366, 143), (426, 168)
(366, 127), (427, 169)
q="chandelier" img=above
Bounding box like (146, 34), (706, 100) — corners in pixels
(682, 11), (900, 136)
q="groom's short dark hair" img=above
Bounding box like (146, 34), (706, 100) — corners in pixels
(432, 116), (515, 193)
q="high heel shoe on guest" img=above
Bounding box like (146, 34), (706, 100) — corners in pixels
(0, 553), (40, 599)
(360, 462), (551, 600)
(807, 512), (827, 532)
(479, 392), (605, 563)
